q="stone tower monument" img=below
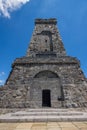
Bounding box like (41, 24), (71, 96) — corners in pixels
(0, 18), (87, 108)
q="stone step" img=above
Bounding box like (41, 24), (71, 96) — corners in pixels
(12, 112), (83, 116)
(22, 108), (83, 112)
(11, 108), (83, 116)
(21, 109), (67, 112)
(26, 108), (69, 112)
(0, 109), (87, 122)
(0, 115), (87, 123)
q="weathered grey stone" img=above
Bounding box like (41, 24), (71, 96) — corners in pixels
(0, 18), (87, 108)
(0, 108), (87, 122)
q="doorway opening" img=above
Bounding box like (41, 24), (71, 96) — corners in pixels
(42, 90), (51, 107)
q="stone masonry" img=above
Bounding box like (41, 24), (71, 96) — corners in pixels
(0, 18), (87, 108)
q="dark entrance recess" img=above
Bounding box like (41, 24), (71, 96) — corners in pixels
(42, 90), (51, 107)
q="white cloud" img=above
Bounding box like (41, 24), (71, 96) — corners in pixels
(0, 72), (5, 85)
(0, 72), (5, 76)
(0, 0), (30, 18)
(0, 80), (4, 85)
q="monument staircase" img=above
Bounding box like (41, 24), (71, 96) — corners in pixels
(0, 108), (87, 122)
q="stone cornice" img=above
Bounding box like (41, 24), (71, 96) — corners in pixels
(12, 56), (80, 67)
(35, 18), (57, 25)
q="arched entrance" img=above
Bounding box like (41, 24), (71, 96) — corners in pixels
(34, 70), (58, 78)
(30, 70), (63, 108)
(42, 90), (51, 107)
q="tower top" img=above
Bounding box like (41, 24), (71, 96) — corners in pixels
(35, 18), (57, 25)
(27, 18), (66, 57)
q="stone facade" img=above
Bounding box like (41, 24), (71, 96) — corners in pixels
(0, 18), (87, 108)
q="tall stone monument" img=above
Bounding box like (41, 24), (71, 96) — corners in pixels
(0, 18), (87, 108)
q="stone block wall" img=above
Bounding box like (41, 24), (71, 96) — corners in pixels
(1, 56), (86, 108)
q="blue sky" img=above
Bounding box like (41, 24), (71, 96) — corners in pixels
(0, 0), (87, 85)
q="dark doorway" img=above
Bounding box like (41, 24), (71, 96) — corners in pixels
(42, 90), (51, 107)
